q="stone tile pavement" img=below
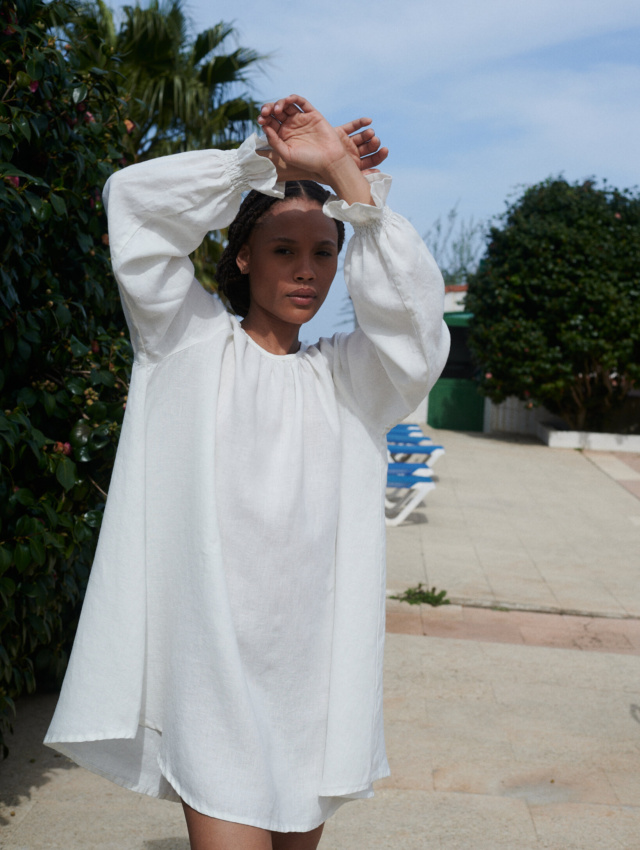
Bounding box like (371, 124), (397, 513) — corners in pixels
(2, 428), (640, 849)
(387, 428), (640, 619)
(323, 632), (640, 850)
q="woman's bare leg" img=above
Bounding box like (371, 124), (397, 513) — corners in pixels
(271, 824), (324, 850)
(181, 800), (273, 850)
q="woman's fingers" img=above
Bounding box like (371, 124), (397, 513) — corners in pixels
(334, 121), (388, 169)
(277, 93), (316, 114)
(258, 114), (282, 134)
(338, 117), (372, 136)
(259, 94), (315, 124)
(261, 123), (287, 157)
(362, 146), (389, 168)
(336, 120), (386, 155)
(354, 131), (381, 154)
(258, 101), (275, 118)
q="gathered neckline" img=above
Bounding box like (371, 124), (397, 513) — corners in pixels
(230, 315), (309, 361)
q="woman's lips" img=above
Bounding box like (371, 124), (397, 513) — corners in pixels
(287, 288), (317, 307)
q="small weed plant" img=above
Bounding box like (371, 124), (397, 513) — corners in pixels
(391, 584), (451, 607)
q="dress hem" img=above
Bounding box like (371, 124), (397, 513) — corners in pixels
(43, 735), (385, 834)
(42, 741), (179, 802)
(158, 755), (355, 833)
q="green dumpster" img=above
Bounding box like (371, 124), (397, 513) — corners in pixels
(427, 312), (484, 432)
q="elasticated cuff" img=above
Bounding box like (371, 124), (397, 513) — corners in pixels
(227, 134), (286, 198)
(322, 172), (392, 228)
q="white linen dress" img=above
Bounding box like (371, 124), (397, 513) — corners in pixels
(44, 135), (450, 833)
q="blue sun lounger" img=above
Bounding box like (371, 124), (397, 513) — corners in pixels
(385, 468), (436, 526)
(387, 424), (428, 440)
(387, 439), (445, 467)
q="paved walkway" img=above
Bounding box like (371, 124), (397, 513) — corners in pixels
(387, 429), (640, 618)
(2, 428), (640, 848)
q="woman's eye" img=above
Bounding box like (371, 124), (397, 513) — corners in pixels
(275, 247), (292, 255)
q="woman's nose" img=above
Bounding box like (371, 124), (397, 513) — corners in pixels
(294, 258), (315, 280)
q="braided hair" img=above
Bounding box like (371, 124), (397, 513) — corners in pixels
(216, 180), (346, 318)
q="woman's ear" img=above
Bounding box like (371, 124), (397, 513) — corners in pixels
(236, 245), (250, 275)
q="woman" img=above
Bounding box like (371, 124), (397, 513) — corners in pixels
(45, 96), (450, 850)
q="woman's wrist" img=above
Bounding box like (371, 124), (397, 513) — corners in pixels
(323, 155), (374, 206)
(255, 149), (320, 183)
(255, 146), (374, 205)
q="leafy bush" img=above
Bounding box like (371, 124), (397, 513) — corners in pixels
(0, 0), (132, 755)
(466, 178), (640, 431)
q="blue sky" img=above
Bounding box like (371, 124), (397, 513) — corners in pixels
(114, 0), (640, 342)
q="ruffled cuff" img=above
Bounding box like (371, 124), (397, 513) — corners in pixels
(322, 172), (392, 228)
(227, 133), (286, 198)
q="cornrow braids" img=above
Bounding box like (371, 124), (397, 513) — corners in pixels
(216, 180), (346, 318)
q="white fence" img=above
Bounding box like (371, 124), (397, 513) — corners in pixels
(406, 394), (553, 436)
(483, 396), (552, 436)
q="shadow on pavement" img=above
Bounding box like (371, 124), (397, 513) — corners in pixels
(0, 692), (76, 826)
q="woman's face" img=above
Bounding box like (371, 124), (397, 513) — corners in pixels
(236, 197), (339, 329)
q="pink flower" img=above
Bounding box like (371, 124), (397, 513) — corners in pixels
(6, 175), (20, 189)
(614, 213), (622, 220)
(29, 80), (39, 93)
(84, 111), (95, 123)
(484, 372), (493, 379)
(63, 442), (72, 456)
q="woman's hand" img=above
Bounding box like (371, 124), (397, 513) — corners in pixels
(335, 117), (389, 176)
(257, 95), (382, 205)
(259, 117), (387, 183)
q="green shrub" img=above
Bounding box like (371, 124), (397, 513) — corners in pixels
(466, 178), (640, 431)
(0, 0), (132, 755)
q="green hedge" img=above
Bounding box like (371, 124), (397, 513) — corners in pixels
(467, 178), (640, 431)
(0, 0), (132, 755)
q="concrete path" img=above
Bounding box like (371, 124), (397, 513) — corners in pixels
(2, 429), (640, 849)
(387, 428), (640, 618)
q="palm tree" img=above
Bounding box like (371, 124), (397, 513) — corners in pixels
(67, 0), (264, 160)
(66, 0), (265, 289)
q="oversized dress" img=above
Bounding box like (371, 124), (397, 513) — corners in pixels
(44, 135), (450, 833)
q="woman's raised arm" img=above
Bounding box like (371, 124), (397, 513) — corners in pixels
(321, 180), (450, 432)
(103, 139), (283, 362)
